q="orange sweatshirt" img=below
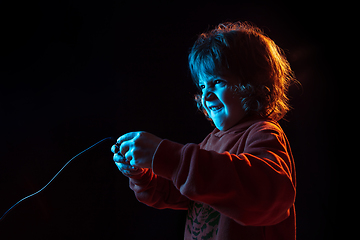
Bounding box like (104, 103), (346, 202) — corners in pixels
(128, 117), (296, 240)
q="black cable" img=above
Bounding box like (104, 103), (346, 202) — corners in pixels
(0, 137), (114, 221)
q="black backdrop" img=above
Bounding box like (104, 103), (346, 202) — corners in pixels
(0, 1), (337, 239)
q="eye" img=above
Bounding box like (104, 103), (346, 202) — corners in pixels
(199, 84), (205, 90)
(214, 79), (224, 85)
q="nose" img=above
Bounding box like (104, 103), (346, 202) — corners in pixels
(203, 88), (216, 101)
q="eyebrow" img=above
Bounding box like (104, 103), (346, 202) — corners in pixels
(198, 76), (223, 85)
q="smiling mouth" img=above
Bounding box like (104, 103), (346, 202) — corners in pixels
(209, 105), (223, 112)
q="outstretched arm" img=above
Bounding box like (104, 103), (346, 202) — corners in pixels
(111, 132), (190, 210)
(152, 124), (296, 226)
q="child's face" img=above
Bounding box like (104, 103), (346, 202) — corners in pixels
(199, 75), (245, 131)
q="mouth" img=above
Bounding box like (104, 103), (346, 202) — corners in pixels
(208, 105), (224, 113)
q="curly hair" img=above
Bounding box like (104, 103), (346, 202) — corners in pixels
(188, 22), (297, 122)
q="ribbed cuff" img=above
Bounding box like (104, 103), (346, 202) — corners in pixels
(152, 139), (184, 180)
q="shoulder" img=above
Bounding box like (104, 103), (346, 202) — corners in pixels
(247, 119), (283, 134)
(244, 119), (287, 149)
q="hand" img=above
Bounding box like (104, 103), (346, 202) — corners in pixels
(115, 131), (162, 169)
(111, 145), (143, 177)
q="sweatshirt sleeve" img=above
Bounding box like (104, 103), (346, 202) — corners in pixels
(128, 157), (190, 210)
(152, 123), (296, 226)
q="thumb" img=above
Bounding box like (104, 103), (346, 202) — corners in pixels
(130, 159), (139, 170)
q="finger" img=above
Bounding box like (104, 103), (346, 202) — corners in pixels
(115, 162), (140, 176)
(111, 144), (119, 154)
(116, 132), (139, 145)
(115, 162), (132, 175)
(130, 159), (137, 168)
(117, 162), (135, 170)
(113, 153), (126, 163)
(122, 165), (139, 173)
(124, 149), (134, 163)
(119, 140), (133, 158)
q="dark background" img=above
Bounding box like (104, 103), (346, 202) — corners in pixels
(0, 1), (337, 239)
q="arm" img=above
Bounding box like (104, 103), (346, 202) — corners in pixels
(128, 168), (190, 210)
(152, 124), (296, 226)
(111, 132), (190, 210)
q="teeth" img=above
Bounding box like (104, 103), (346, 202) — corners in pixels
(209, 106), (222, 111)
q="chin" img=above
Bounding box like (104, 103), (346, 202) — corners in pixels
(214, 122), (228, 131)
(214, 119), (240, 131)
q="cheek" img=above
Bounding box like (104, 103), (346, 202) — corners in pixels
(222, 91), (244, 117)
(221, 89), (239, 109)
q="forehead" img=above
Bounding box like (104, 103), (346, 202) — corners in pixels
(194, 57), (233, 85)
(193, 54), (223, 83)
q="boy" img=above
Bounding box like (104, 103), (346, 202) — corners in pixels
(111, 22), (296, 240)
